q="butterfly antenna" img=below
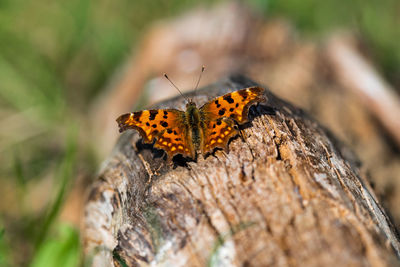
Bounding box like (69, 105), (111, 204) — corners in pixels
(163, 73), (188, 101)
(194, 65), (205, 96)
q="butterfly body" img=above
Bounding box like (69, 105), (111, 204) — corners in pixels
(117, 86), (265, 160)
(185, 101), (203, 154)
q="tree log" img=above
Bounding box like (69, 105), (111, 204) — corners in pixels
(83, 76), (400, 266)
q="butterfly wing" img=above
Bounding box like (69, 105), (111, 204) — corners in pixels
(200, 86), (265, 154)
(117, 109), (194, 158)
(201, 117), (238, 154)
(200, 86), (265, 123)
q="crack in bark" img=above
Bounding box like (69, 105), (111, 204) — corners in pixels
(202, 165), (237, 234)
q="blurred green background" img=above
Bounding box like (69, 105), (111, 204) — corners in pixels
(0, 0), (398, 266)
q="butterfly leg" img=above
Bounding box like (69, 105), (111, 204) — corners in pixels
(233, 123), (246, 142)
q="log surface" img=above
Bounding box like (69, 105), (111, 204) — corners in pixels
(84, 76), (400, 266)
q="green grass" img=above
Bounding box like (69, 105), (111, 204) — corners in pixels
(0, 0), (398, 265)
(33, 129), (77, 251)
(0, 227), (10, 266)
(31, 224), (81, 267)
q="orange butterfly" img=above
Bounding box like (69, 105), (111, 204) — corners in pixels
(116, 86), (266, 159)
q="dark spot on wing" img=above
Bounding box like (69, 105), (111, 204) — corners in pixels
(133, 111), (142, 119)
(167, 129), (173, 134)
(212, 124), (216, 128)
(152, 124), (157, 128)
(211, 131), (216, 135)
(215, 100), (221, 108)
(235, 103), (239, 108)
(217, 120), (222, 125)
(229, 108), (234, 112)
(223, 95), (234, 104)
(146, 122), (150, 126)
(218, 108), (226, 116)
(149, 110), (158, 120)
(173, 130), (178, 135)
(238, 90), (248, 100)
(175, 138), (181, 141)
(161, 121), (169, 127)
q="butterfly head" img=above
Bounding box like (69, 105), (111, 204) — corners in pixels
(186, 99), (197, 109)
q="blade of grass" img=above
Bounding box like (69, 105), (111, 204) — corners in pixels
(113, 250), (129, 267)
(0, 227), (10, 267)
(13, 150), (26, 187)
(33, 125), (78, 250)
(31, 224), (80, 267)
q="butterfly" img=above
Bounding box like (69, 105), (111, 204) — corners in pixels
(116, 86), (266, 160)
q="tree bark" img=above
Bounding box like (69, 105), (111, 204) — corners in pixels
(83, 76), (400, 267)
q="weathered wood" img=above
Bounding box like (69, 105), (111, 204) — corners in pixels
(83, 76), (400, 266)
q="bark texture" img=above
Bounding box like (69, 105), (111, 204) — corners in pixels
(84, 76), (400, 267)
